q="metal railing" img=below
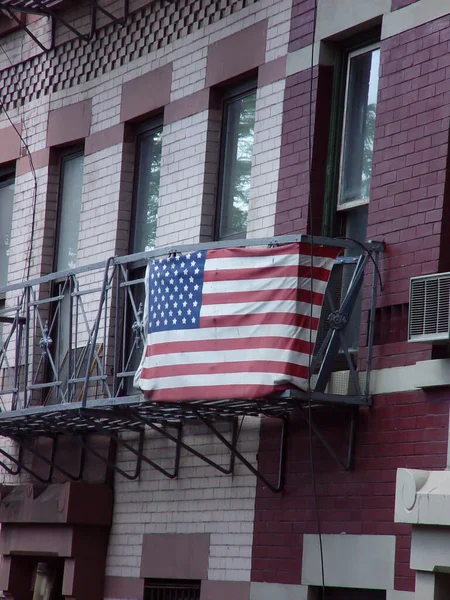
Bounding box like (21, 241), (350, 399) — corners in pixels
(0, 235), (383, 415)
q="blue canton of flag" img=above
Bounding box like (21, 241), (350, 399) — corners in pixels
(148, 251), (207, 333)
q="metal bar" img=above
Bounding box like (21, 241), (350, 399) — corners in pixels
(82, 411), (180, 479)
(12, 436), (83, 481)
(314, 253), (369, 392)
(94, 0), (128, 25)
(192, 410), (287, 493)
(129, 411), (237, 476)
(3, 7), (52, 51)
(0, 236), (384, 296)
(24, 286), (31, 409)
(81, 431), (144, 481)
(0, 316), (26, 324)
(298, 406), (356, 471)
(0, 446), (48, 483)
(80, 257), (114, 408)
(365, 249), (380, 400)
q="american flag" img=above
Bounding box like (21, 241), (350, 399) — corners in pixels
(134, 243), (339, 402)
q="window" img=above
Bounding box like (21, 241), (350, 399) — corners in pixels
(216, 84), (257, 240)
(321, 38), (380, 358)
(314, 587), (386, 600)
(124, 120), (163, 392)
(144, 580), (201, 600)
(0, 167), (15, 288)
(130, 121), (163, 254)
(55, 149), (84, 271)
(45, 148), (84, 404)
(338, 44), (380, 210)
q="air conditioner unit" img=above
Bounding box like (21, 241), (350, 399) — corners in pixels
(409, 272), (450, 343)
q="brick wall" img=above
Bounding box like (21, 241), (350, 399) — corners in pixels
(106, 421), (259, 581)
(361, 15), (450, 369)
(252, 389), (449, 591)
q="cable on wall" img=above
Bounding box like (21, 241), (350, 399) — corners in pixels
(0, 39), (39, 282)
(305, 0), (326, 596)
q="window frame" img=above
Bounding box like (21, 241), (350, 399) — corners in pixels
(214, 80), (257, 241)
(336, 42), (380, 212)
(53, 147), (85, 273)
(129, 117), (164, 256)
(322, 29), (381, 237)
(0, 164), (16, 290)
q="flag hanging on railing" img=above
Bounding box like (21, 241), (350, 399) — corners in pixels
(134, 243), (339, 402)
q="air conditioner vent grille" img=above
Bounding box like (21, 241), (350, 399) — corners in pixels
(409, 273), (450, 342)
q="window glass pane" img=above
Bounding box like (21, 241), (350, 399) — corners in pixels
(56, 153), (84, 271)
(133, 128), (163, 253)
(339, 47), (380, 206)
(218, 90), (256, 239)
(0, 176), (14, 287)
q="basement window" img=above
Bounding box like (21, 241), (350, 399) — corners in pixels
(144, 579), (201, 600)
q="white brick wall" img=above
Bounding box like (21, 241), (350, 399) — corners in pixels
(105, 418), (260, 581)
(247, 79), (286, 239)
(0, 0), (294, 585)
(156, 111), (209, 246)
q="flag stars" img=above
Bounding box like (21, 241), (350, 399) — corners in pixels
(149, 250), (205, 333)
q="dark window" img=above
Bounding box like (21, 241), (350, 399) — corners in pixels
(44, 148), (84, 404)
(216, 84), (256, 240)
(123, 120), (163, 393)
(321, 38), (380, 357)
(144, 580), (201, 600)
(316, 587), (386, 600)
(0, 167), (15, 288)
(338, 45), (380, 209)
(131, 121), (163, 254)
(55, 150), (84, 272)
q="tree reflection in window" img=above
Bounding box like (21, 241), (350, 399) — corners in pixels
(132, 126), (163, 253)
(218, 89), (256, 239)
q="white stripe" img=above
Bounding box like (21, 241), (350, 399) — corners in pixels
(142, 348), (311, 369)
(200, 299), (322, 318)
(146, 324), (316, 345)
(204, 253), (331, 271)
(203, 276), (328, 296)
(139, 371), (308, 391)
(202, 276), (299, 294)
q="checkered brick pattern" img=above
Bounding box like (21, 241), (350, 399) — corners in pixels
(0, 0), (259, 112)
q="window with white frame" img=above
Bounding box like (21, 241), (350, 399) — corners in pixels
(216, 83), (257, 240)
(338, 44), (380, 211)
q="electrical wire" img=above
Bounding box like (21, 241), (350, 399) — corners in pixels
(336, 236), (384, 292)
(0, 40), (39, 283)
(305, 1), (326, 597)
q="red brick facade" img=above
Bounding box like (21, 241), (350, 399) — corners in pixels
(259, 9), (450, 597)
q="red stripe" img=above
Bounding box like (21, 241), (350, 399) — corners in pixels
(299, 243), (341, 259)
(200, 312), (319, 329)
(204, 264), (331, 283)
(209, 244), (301, 259)
(146, 336), (314, 357)
(208, 243), (340, 260)
(202, 287), (324, 306)
(141, 360), (309, 380)
(141, 383), (299, 402)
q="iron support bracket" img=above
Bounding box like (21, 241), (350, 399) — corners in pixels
(298, 406), (357, 471)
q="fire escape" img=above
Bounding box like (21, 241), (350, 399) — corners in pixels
(0, 235), (383, 493)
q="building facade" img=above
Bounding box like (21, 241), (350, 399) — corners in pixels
(0, 0), (449, 598)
